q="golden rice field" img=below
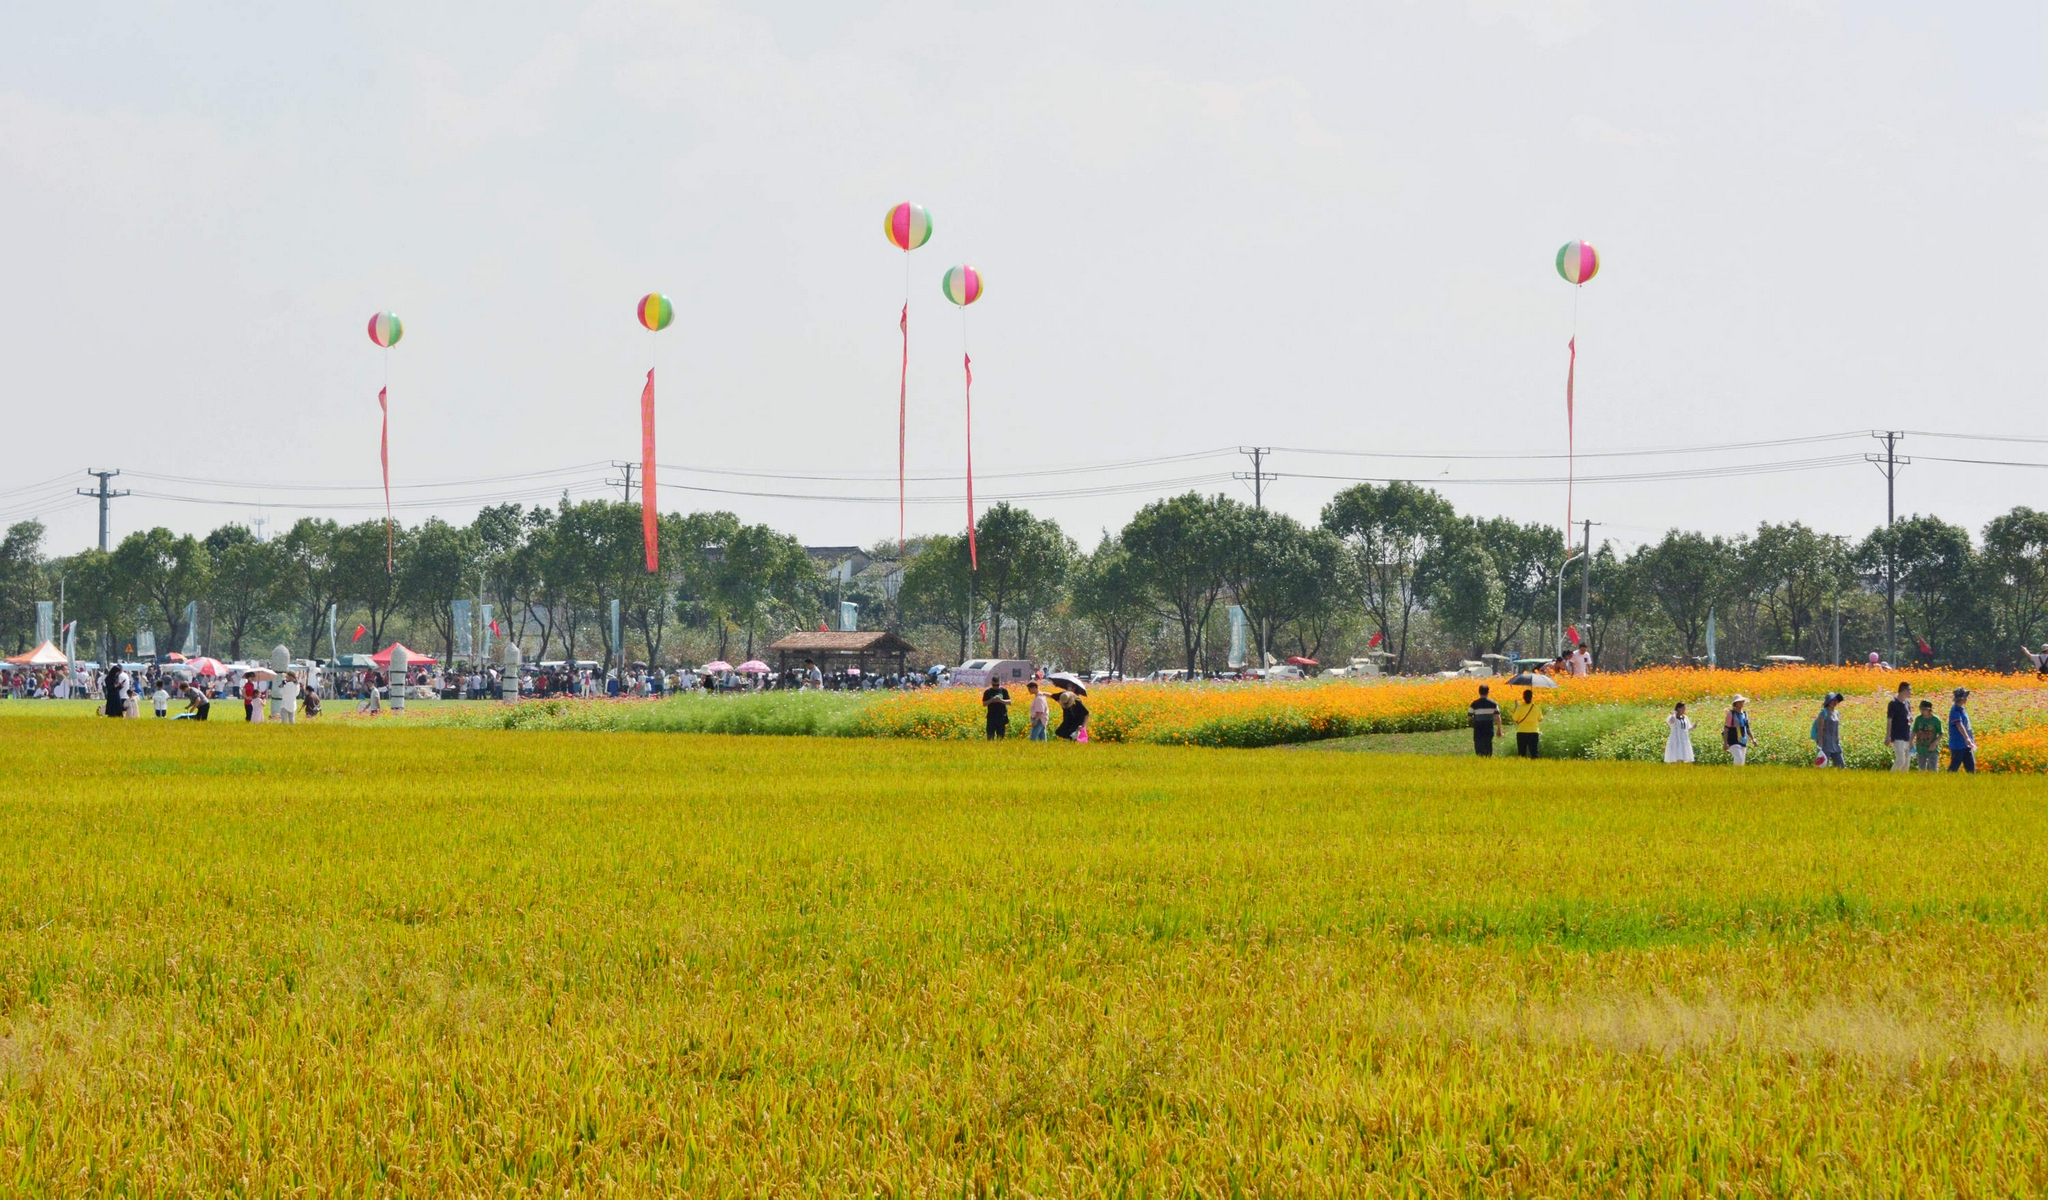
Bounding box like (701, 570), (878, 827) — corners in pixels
(4, 718), (2048, 1195)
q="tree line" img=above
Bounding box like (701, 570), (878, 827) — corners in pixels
(2, 485), (2045, 673)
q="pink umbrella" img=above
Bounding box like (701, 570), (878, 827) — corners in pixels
(737, 660), (770, 674)
(183, 657), (228, 676)
(700, 661), (732, 673)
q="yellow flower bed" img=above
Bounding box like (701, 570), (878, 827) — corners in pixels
(852, 666), (2048, 751)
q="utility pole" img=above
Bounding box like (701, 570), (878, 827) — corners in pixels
(607, 460), (638, 503)
(1865, 432), (1908, 664)
(1233, 447), (1277, 509)
(77, 470), (129, 552)
(1577, 518), (1599, 654)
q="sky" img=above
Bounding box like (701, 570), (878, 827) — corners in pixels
(2, 0), (2044, 557)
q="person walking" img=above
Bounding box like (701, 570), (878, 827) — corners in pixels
(1910, 700), (1942, 771)
(1664, 702), (1696, 763)
(1812, 693), (1844, 768)
(1468, 684), (1502, 757)
(1506, 687), (1544, 759)
(1026, 681), (1050, 742)
(982, 678), (1012, 740)
(1948, 688), (1976, 773)
(1886, 681), (1913, 771)
(1722, 695), (1752, 765)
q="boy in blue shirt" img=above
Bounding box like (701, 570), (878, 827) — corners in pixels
(1947, 688), (1976, 773)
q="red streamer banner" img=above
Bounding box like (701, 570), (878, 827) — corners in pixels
(641, 369), (658, 573)
(898, 304), (909, 553)
(378, 386), (393, 573)
(1565, 336), (1576, 541)
(964, 352), (977, 570)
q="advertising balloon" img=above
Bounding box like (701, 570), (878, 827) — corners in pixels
(637, 293), (674, 332)
(367, 311), (403, 348)
(1555, 241), (1599, 285)
(884, 202), (933, 251)
(941, 264), (985, 307)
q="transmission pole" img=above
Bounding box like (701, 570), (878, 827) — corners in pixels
(1865, 431), (1909, 665)
(77, 469), (129, 552)
(1577, 518), (1599, 649)
(1233, 447), (1277, 509)
(607, 461), (638, 503)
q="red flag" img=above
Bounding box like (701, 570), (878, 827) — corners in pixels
(899, 303), (909, 554)
(819, 621), (828, 632)
(1367, 630), (1384, 648)
(1566, 625), (1582, 646)
(489, 619), (499, 636)
(978, 620), (987, 643)
(378, 387), (393, 572)
(1917, 637), (1932, 656)
(1564, 337), (1576, 541)
(352, 624), (367, 643)
(641, 368), (658, 573)
(964, 352), (977, 570)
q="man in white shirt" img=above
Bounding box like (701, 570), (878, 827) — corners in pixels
(273, 674), (299, 724)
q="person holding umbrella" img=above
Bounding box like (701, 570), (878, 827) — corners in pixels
(1047, 673), (1090, 741)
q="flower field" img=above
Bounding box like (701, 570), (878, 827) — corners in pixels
(5, 719), (2048, 1193)
(849, 666), (2048, 760)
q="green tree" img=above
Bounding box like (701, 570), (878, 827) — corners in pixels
(1980, 507), (2048, 669)
(205, 527), (285, 661)
(1321, 482), (1455, 674)
(1068, 534), (1149, 678)
(1857, 516), (1982, 666)
(111, 528), (211, 654)
(1737, 522), (1850, 663)
(1420, 523), (1503, 659)
(711, 523), (818, 660)
(400, 517), (482, 664)
(275, 518), (341, 657)
(331, 520), (408, 651)
(1122, 493), (1239, 677)
(1471, 517), (1565, 656)
(0, 521), (47, 654)
(1629, 531), (1736, 660)
(971, 503), (1075, 659)
(899, 534), (975, 664)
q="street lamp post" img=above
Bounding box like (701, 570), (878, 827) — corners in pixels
(1556, 552), (1586, 658)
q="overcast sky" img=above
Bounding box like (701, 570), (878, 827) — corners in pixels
(3, 0), (2043, 556)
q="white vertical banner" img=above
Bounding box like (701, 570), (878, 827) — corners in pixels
(479, 604), (493, 663)
(35, 601), (52, 645)
(839, 601), (858, 632)
(453, 599), (473, 659)
(610, 599), (622, 664)
(1227, 605), (1248, 669)
(61, 621), (76, 665)
(181, 601), (199, 656)
(136, 628), (155, 658)
(328, 604), (339, 661)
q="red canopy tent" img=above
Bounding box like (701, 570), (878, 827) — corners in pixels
(370, 642), (438, 666)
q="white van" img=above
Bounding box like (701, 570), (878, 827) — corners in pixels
(951, 659), (1034, 688)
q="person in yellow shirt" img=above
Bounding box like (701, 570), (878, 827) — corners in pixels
(1506, 687), (1544, 759)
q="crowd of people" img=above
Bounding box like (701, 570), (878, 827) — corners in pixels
(1465, 678), (1980, 772)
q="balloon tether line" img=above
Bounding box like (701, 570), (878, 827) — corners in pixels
(961, 304), (976, 572)
(899, 253), (910, 556)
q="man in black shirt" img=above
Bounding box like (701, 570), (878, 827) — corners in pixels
(982, 681), (1012, 740)
(1886, 681), (1912, 772)
(1469, 684), (1502, 757)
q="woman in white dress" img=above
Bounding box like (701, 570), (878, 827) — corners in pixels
(1664, 702), (1695, 763)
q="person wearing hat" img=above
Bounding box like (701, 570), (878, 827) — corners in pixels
(1722, 695), (1752, 766)
(1811, 693), (1844, 768)
(1948, 688), (1976, 773)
